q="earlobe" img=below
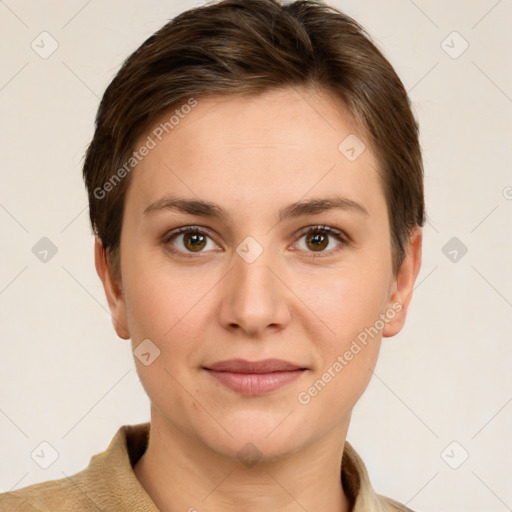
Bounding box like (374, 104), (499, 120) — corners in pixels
(382, 226), (423, 338)
(94, 237), (130, 340)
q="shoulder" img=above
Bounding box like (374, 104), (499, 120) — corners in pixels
(0, 471), (98, 512)
(0, 490), (40, 512)
(0, 423), (152, 512)
(343, 440), (418, 512)
(376, 493), (417, 512)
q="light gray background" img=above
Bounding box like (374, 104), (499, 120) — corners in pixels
(1, 1), (511, 511)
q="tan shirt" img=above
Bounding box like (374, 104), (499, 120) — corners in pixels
(0, 422), (414, 511)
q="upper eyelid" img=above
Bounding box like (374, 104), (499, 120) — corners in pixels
(163, 225), (218, 243)
(164, 224), (348, 251)
(297, 224), (344, 237)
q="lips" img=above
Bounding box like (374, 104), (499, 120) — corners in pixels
(203, 358), (307, 395)
(205, 358), (305, 373)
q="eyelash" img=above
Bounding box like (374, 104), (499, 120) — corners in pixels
(162, 225), (349, 259)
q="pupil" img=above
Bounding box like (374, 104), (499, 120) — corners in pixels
(308, 232), (327, 251)
(185, 233), (205, 251)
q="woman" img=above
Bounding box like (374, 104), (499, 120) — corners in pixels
(0, 0), (424, 510)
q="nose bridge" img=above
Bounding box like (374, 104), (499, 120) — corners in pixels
(219, 236), (291, 335)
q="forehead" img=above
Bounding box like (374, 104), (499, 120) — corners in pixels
(125, 87), (385, 220)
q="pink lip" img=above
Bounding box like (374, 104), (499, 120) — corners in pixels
(203, 358), (307, 395)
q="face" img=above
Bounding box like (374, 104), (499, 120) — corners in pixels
(97, 86), (421, 461)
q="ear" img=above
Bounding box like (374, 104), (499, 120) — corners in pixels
(94, 237), (130, 340)
(382, 226), (423, 338)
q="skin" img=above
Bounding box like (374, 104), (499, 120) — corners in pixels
(95, 86), (422, 512)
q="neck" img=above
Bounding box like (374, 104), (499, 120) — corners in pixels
(134, 408), (353, 512)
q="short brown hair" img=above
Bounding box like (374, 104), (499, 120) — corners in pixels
(83, 0), (425, 280)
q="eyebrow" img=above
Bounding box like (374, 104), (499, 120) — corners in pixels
(143, 194), (369, 221)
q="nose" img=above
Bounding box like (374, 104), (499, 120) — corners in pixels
(218, 247), (292, 338)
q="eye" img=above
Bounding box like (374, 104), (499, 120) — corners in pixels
(294, 225), (348, 256)
(163, 226), (220, 257)
(163, 224), (348, 259)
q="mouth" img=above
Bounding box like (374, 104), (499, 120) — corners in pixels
(202, 358), (308, 395)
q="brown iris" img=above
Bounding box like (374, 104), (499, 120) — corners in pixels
(306, 230), (329, 251)
(183, 232), (207, 252)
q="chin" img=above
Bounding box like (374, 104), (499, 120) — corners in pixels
(195, 408), (314, 463)
(208, 433), (302, 465)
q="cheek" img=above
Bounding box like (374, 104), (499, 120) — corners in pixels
(299, 265), (390, 339)
(123, 267), (208, 398)
(122, 259), (216, 350)
(294, 261), (389, 399)
(122, 248), (173, 326)
(295, 273), (384, 413)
